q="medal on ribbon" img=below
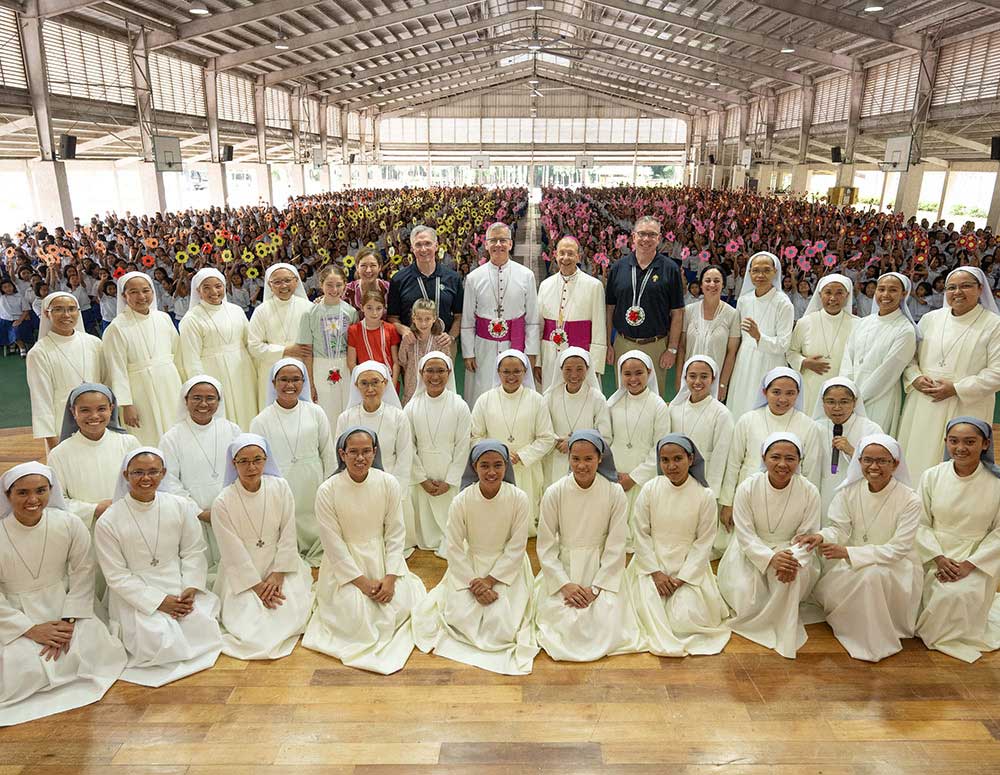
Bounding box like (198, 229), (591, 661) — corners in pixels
(625, 306), (646, 327)
(550, 326), (568, 347)
(489, 318), (509, 339)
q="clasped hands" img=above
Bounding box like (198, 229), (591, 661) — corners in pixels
(560, 582), (601, 609)
(469, 575), (500, 606)
(794, 533), (849, 562)
(650, 570), (685, 598)
(912, 375), (957, 402)
(157, 587), (200, 619)
(352, 574), (397, 603)
(420, 479), (450, 497)
(252, 572), (287, 609)
(25, 619), (75, 661)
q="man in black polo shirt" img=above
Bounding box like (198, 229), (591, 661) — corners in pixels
(387, 225), (463, 348)
(605, 215), (684, 395)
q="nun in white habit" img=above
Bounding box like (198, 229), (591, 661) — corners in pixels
(915, 417), (1000, 662)
(726, 252), (795, 420)
(25, 291), (104, 449)
(101, 271), (183, 445)
(798, 434), (922, 662)
(0, 462), (126, 726)
(543, 347), (612, 488)
(413, 441), (539, 675)
(811, 376), (884, 521)
(247, 263), (314, 411)
(211, 434), (313, 660)
(94, 447), (222, 686)
(471, 349), (556, 532)
(608, 350), (672, 535)
(47, 383), (141, 529)
(178, 268), (259, 430)
(839, 272), (918, 437)
(159, 375), (242, 583)
(403, 352), (471, 555)
(250, 358), (336, 566)
(302, 427), (427, 674)
(717, 432), (821, 659)
(336, 361), (416, 552)
(625, 435), (731, 657)
(668, 355), (735, 558)
(534, 430), (640, 661)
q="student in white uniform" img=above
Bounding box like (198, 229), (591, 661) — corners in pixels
(158, 375), (242, 583)
(25, 291), (103, 450)
(534, 430), (640, 661)
(211, 434), (313, 660)
(0, 462), (126, 726)
(625, 435), (731, 657)
(302, 427), (427, 674)
(608, 350), (672, 533)
(94, 447), (223, 686)
(811, 377), (883, 521)
(461, 222), (540, 405)
(543, 347), (612, 487)
(47, 383), (141, 529)
(668, 356), (735, 559)
(798, 434), (922, 662)
(404, 352), (471, 555)
(178, 268), (258, 430)
(535, 236), (607, 390)
(898, 267), (1000, 482)
(337, 360), (416, 552)
(839, 272), (918, 437)
(915, 417), (1000, 662)
(786, 274), (856, 413)
(250, 358), (336, 567)
(413, 441), (538, 675)
(247, 263), (314, 411)
(717, 432), (821, 659)
(719, 367), (821, 536)
(726, 252), (794, 419)
(471, 350), (556, 531)
(102, 272), (183, 445)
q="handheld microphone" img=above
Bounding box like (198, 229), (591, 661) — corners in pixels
(831, 423), (843, 474)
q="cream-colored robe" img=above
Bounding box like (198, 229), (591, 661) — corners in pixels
(248, 296), (314, 411)
(717, 472), (820, 658)
(815, 478), (922, 662)
(609, 388), (672, 534)
(211, 476), (314, 660)
(536, 270), (607, 389)
(625, 475), (731, 657)
(179, 301), (259, 430)
(301, 469), (427, 674)
(814, 414), (884, 522)
(683, 299), (741, 375)
(915, 462), (1000, 662)
(102, 307), (183, 445)
(413, 482), (538, 674)
(544, 385), (613, 487)
(727, 288), (795, 419)
(26, 331), (103, 440)
(786, 309), (856, 413)
(533, 474), (640, 661)
(898, 307), (1000, 482)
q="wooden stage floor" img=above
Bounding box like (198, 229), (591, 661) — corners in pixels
(3, 428), (1000, 774)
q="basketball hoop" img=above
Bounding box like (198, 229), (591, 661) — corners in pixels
(878, 161), (898, 173)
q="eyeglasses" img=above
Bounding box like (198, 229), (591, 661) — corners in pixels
(486, 237), (511, 245)
(268, 277), (295, 287)
(343, 448), (375, 458)
(860, 456), (894, 467)
(499, 369), (525, 377)
(945, 282), (979, 293)
(358, 379), (386, 389)
(422, 367), (449, 375)
(634, 231), (660, 239)
(234, 456), (266, 466)
(822, 398), (855, 408)
(127, 468), (163, 479)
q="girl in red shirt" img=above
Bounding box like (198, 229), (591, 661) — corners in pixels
(347, 289), (401, 387)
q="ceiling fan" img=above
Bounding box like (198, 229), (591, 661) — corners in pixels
(495, 29), (617, 59)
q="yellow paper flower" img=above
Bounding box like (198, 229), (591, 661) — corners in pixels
(175, 250), (189, 264)
(272, 234), (283, 246)
(343, 254), (356, 269)
(246, 267), (259, 279)
(187, 242), (199, 254)
(254, 243), (267, 257)
(213, 235), (225, 247)
(366, 241), (375, 249)
(221, 249), (233, 262)
(242, 249), (254, 263)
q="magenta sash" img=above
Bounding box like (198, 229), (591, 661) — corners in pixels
(474, 314), (527, 351)
(542, 318), (593, 349)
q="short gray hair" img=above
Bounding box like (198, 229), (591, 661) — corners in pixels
(410, 225), (438, 245)
(633, 215), (661, 233)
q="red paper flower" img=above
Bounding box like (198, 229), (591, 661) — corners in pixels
(328, 369), (342, 384)
(141, 254), (155, 267)
(112, 267), (125, 279)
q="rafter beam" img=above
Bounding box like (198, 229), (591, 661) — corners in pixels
(566, 55), (733, 108)
(75, 126), (140, 153)
(148, 0), (320, 49)
(353, 62), (528, 110)
(274, 13), (532, 87)
(750, 0), (924, 51)
(536, 70), (692, 121)
(0, 116), (34, 136)
(336, 53), (510, 105)
(35, 0), (100, 17)
(593, 0), (854, 71)
(304, 33), (518, 94)
(544, 9), (806, 86)
(925, 128), (991, 154)
(214, 0), (479, 71)
(381, 69), (535, 117)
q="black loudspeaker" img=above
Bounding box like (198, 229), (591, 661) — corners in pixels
(831, 145), (843, 163)
(59, 134), (77, 160)
(221, 144), (234, 162)
(708, 153), (716, 165)
(991, 136), (1000, 161)
(349, 153), (357, 164)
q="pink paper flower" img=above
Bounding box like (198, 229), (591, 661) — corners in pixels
(797, 257), (811, 272)
(697, 249), (711, 263)
(783, 246), (798, 259)
(725, 240), (739, 253)
(681, 246), (691, 259)
(823, 254), (837, 267)
(815, 240), (827, 252)
(665, 231), (676, 242)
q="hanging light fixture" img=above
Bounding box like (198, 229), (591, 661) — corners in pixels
(188, 1), (210, 16)
(274, 35), (290, 50)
